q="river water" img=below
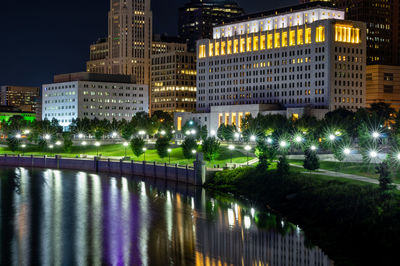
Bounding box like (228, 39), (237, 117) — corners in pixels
(0, 167), (333, 265)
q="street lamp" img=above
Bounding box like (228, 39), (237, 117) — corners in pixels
(369, 150), (378, 158)
(397, 153), (400, 160)
(167, 148), (172, 164)
(234, 132), (240, 140)
(210, 130), (216, 136)
(81, 141), (87, 146)
(245, 145), (251, 165)
(310, 145), (317, 151)
(267, 137), (273, 144)
(160, 130), (166, 136)
(344, 148), (351, 155)
(250, 135), (256, 142)
(15, 133), (22, 139)
(328, 134), (336, 141)
(228, 145), (235, 163)
(55, 141), (62, 146)
(191, 129), (196, 135)
(185, 130), (190, 136)
(143, 147), (147, 161)
(44, 134), (51, 140)
(294, 135), (303, 143)
(49, 144), (54, 156)
(23, 130), (30, 135)
(372, 131), (380, 139)
(95, 142), (101, 157)
(21, 144), (26, 156)
(112, 132), (118, 138)
(192, 149), (197, 156)
(78, 133), (84, 139)
(279, 140), (287, 148)
(123, 142), (129, 157)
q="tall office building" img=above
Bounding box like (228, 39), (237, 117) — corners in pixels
(151, 37), (196, 114)
(87, 0), (153, 86)
(175, 2), (367, 134)
(301, 0), (399, 65)
(178, 0), (244, 52)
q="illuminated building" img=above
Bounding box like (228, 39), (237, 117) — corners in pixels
(175, 2), (366, 134)
(366, 65), (400, 111)
(151, 37), (196, 114)
(178, 0), (244, 52)
(86, 0), (152, 93)
(301, 0), (398, 65)
(42, 72), (148, 131)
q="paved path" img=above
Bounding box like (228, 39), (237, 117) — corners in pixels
(290, 163), (400, 190)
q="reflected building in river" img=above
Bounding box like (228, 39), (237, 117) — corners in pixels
(0, 168), (333, 265)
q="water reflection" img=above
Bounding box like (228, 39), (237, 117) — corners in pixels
(0, 167), (333, 265)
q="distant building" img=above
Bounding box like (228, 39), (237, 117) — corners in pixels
(301, 0), (400, 65)
(151, 36), (196, 114)
(0, 106), (36, 123)
(178, 0), (244, 52)
(42, 72), (148, 131)
(86, 0), (153, 86)
(0, 85), (40, 112)
(366, 65), (400, 111)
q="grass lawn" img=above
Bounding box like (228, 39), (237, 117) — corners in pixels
(0, 144), (254, 168)
(289, 159), (400, 184)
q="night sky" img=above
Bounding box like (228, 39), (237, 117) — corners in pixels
(0, 0), (297, 87)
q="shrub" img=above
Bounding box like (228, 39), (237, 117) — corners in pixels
(155, 137), (170, 158)
(277, 155), (290, 176)
(130, 137), (145, 158)
(202, 137), (220, 161)
(303, 148), (319, 171)
(181, 137), (198, 159)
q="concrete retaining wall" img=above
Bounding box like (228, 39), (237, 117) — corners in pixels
(0, 155), (201, 186)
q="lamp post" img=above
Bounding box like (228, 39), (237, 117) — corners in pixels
(192, 149), (197, 158)
(21, 144), (26, 156)
(245, 145), (251, 165)
(95, 142), (101, 157)
(49, 144), (54, 156)
(143, 147), (147, 161)
(168, 148), (172, 164)
(228, 145), (235, 163)
(123, 142), (129, 158)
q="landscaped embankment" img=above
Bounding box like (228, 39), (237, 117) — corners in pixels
(205, 167), (400, 266)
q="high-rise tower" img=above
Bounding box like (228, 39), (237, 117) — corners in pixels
(87, 0), (152, 86)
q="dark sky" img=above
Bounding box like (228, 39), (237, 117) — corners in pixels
(0, 0), (297, 87)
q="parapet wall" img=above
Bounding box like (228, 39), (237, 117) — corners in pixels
(0, 155), (203, 186)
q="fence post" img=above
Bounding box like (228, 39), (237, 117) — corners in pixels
(143, 161), (146, 176)
(56, 155), (60, 169)
(120, 159), (123, 175)
(153, 162), (156, 177)
(44, 155), (47, 168)
(186, 165), (189, 183)
(108, 158), (111, 172)
(31, 155), (34, 168)
(131, 160), (134, 175)
(175, 164), (178, 181)
(193, 153), (206, 186)
(165, 163), (167, 179)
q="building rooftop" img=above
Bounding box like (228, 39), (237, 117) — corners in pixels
(53, 72), (136, 84)
(224, 1), (338, 25)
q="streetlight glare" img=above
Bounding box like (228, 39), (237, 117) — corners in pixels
(82, 141), (87, 146)
(396, 153), (400, 160)
(142, 147), (147, 151)
(78, 133), (84, 139)
(234, 132), (240, 139)
(23, 130), (30, 135)
(49, 145), (54, 149)
(369, 151), (378, 158)
(15, 133), (22, 139)
(167, 148), (172, 152)
(160, 130), (166, 135)
(191, 129), (196, 135)
(267, 137), (273, 144)
(344, 148), (351, 155)
(55, 141), (62, 146)
(192, 150), (197, 154)
(139, 130), (146, 135)
(44, 134), (51, 140)
(372, 132), (380, 139)
(112, 132), (118, 137)
(310, 145), (317, 151)
(228, 145), (235, 150)
(210, 130), (216, 136)
(245, 145), (251, 151)
(185, 130), (190, 135)
(328, 134), (336, 141)
(95, 142), (101, 147)
(250, 135), (256, 141)
(279, 141), (287, 148)
(123, 142), (129, 147)
(295, 136), (302, 143)
(21, 144), (26, 148)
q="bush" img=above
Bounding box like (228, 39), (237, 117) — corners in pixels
(130, 137), (145, 158)
(376, 162), (394, 191)
(202, 137), (220, 161)
(181, 137), (198, 159)
(6, 137), (20, 152)
(303, 148), (319, 171)
(277, 155), (290, 176)
(62, 132), (73, 153)
(155, 137), (170, 158)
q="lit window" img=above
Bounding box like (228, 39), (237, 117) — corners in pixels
(297, 29), (303, 45)
(267, 34), (273, 49)
(274, 32), (280, 48)
(215, 42), (220, 56)
(305, 27), (312, 44)
(289, 30), (296, 46)
(209, 43), (214, 57)
(247, 37), (252, 52)
(260, 35), (266, 50)
(282, 32), (288, 47)
(253, 36), (259, 51)
(227, 40), (232, 54)
(234, 39), (239, 53)
(316, 26), (325, 43)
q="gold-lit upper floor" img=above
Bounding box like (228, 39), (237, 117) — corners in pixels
(199, 23), (362, 59)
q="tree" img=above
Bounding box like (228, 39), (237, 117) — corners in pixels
(369, 102), (395, 122)
(376, 162), (394, 191)
(181, 137), (198, 159)
(303, 148), (320, 171)
(202, 137), (220, 161)
(155, 137), (170, 158)
(6, 137), (20, 152)
(62, 132), (73, 153)
(277, 155), (290, 176)
(255, 138), (277, 171)
(217, 124), (236, 141)
(130, 137), (145, 158)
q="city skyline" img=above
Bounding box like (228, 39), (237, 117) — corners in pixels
(0, 0), (297, 87)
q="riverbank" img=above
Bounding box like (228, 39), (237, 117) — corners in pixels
(205, 166), (400, 266)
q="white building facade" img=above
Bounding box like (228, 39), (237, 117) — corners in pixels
(42, 80), (148, 130)
(175, 3), (367, 134)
